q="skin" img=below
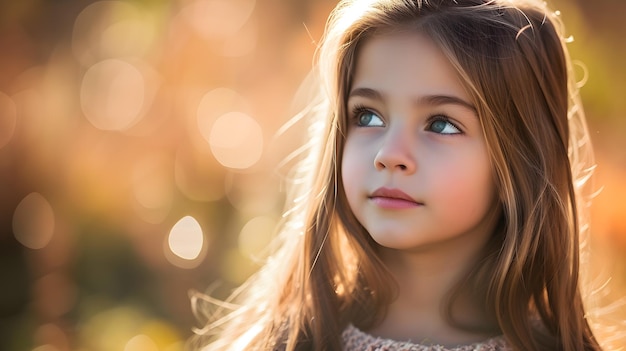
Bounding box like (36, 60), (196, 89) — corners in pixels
(341, 32), (501, 346)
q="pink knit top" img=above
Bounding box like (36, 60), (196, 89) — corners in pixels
(341, 325), (512, 351)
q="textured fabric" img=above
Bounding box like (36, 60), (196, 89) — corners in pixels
(341, 325), (512, 351)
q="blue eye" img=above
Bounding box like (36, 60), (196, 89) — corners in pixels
(427, 116), (461, 134)
(353, 107), (384, 127)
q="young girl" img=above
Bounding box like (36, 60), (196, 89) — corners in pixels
(193, 0), (603, 349)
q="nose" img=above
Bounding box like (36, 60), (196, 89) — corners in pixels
(374, 128), (416, 173)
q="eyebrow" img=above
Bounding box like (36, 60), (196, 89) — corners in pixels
(348, 87), (477, 112)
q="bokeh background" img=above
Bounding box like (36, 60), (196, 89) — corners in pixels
(0, 0), (624, 350)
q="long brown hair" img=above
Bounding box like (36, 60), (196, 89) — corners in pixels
(192, 1), (601, 350)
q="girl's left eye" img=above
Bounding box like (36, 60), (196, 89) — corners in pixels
(426, 116), (462, 135)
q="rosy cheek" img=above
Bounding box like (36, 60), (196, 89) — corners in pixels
(437, 155), (490, 197)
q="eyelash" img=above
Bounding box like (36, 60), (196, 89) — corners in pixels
(350, 104), (379, 125)
(349, 104), (463, 134)
(426, 114), (463, 134)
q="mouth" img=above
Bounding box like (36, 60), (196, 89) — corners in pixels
(368, 187), (423, 209)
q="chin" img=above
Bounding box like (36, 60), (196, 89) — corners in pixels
(368, 232), (425, 250)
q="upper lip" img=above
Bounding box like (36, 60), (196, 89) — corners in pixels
(369, 187), (421, 203)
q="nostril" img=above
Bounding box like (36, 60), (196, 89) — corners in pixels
(375, 160), (410, 171)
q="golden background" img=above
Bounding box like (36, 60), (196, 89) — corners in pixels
(0, 0), (624, 350)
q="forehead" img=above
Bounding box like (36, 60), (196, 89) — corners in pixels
(350, 32), (469, 101)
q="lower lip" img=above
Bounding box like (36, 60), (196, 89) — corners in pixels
(370, 197), (422, 209)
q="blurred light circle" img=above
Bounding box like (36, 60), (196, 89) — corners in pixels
(238, 216), (276, 259)
(79, 306), (147, 350)
(167, 216), (204, 261)
(124, 334), (158, 351)
(100, 19), (156, 59)
(34, 273), (76, 318)
(209, 112), (263, 169)
(0, 92), (17, 149)
(181, 0), (256, 40)
(139, 320), (182, 350)
(33, 323), (69, 351)
(72, 1), (153, 64)
(196, 88), (248, 142)
(80, 59), (145, 131)
(13, 193), (55, 250)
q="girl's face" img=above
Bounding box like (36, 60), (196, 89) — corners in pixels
(341, 32), (499, 254)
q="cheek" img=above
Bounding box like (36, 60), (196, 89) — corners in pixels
(430, 148), (495, 213)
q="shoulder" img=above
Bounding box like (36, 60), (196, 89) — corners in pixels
(341, 325), (512, 351)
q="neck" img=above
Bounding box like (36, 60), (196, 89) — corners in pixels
(386, 245), (471, 305)
(368, 234), (499, 346)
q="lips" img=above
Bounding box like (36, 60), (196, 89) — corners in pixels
(368, 187), (423, 209)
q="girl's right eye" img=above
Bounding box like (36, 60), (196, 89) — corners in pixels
(353, 107), (384, 127)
